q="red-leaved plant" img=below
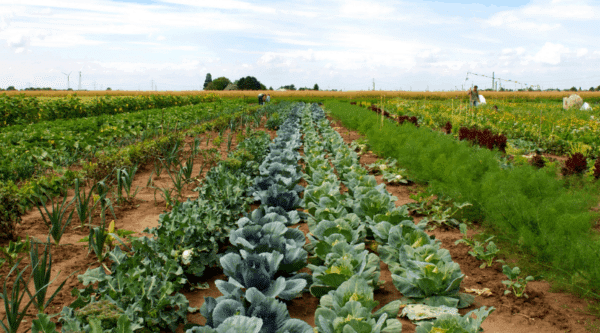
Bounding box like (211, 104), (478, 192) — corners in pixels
(561, 153), (587, 176)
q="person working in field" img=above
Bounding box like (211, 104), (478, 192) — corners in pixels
(467, 85), (480, 107)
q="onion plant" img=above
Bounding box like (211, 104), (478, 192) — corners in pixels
(226, 133), (233, 152)
(31, 191), (75, 245)
(0, 258), (57, 333)
(179, 155), (194, 183)
(74, 178), (97, 227)
(29, 240), (72, 313)
(115, 164), (139, 204)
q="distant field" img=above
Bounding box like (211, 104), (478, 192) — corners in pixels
(5, 89), (600, 101)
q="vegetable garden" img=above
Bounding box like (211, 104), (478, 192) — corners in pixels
(2, 95), (600, 332)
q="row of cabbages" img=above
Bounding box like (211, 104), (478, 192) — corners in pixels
(187, 102), (313, 332)
(302, 103), (494, 332)
(301, 103), (403, 333)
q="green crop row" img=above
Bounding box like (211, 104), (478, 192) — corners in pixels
(324, 100), (600, 296)
(368, 98), (600, 156)
(0, 92), (220, 127)
(0, 105), (260, 240)
(0, 100), (249, 183)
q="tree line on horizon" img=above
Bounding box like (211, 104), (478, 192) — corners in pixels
(202, 73), (319, 91)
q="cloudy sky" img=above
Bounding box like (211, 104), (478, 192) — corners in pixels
(1, 0), (599, 91)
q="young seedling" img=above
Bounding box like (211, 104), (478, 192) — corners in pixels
(454, 223), (476, 247)
(502, 265), (534, 298)
(468, 237), (500, 269)
(382, 168), (411, 185)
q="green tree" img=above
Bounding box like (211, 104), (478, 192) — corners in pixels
(279, 84), (296, 91)
(237, 76), (263, 90)
(269, 86), (273, 90)
(106, 87), (111, 91)
(203, 73), (212, 90)
(591, 87), (596, 91)
(206, 77), (231, 90)
(569, 86), (577, 91)
(313, 83), (319, 91)
(7, 86), (16, 91)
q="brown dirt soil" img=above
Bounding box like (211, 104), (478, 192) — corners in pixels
(2, 114), (599, 333)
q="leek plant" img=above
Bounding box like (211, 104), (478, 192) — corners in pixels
(226, 133), (233, 152)
(1, 259), (35, 333)
(31, 191), (75, 245)
(74, 178), (97, 227)
(179, 155), (195, 183)
(115, 164), (139, 204)
(162, 160), (185, 199)
(0, 258), (58, 333)
(29, 240), (71, 313)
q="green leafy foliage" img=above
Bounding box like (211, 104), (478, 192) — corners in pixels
(502, 265), (535, 298)
(229, 222), (308, 274)
(309, 240), (381, 297)
(391, 260), (469, 307)
(415, 306), (495, 333)
(200, 288), (312, 333)
(219, 250), (307, 301)
(468, 238), (500, 269)
(0, 236), (29, 267)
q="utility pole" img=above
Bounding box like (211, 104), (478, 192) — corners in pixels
(492, 72), (495, 91)
(372, 79), (375, 91)
(78, 71), (82, 90)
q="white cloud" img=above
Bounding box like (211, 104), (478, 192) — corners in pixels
(485, 11), (561, 32)
(158, 0), (276, 14)
(530, 42), (569, 65)
(576, 48), (588, 57)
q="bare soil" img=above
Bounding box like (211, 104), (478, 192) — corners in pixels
(2, 115), (599, 333)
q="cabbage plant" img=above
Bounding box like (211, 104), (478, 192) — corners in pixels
(200, 288), (312, 333)
(309, 240), (380, 297)
(229, 222), (307, 274)
(219, 250), (306, 301)
(391, 260), (473, 308)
